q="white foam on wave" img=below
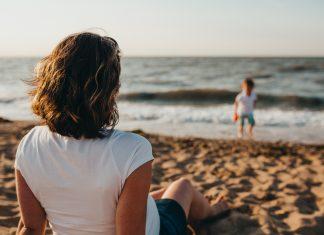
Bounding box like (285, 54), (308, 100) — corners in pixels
(118, 102), (324, 128)
(1, 99), (323, 143)
(117, 102), (324, 143)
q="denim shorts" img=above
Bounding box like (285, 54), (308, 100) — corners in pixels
(239, 113), (255, 126)
(156, 199), (187, 235)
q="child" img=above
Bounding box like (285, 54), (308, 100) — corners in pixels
(233, 78), (257, 138)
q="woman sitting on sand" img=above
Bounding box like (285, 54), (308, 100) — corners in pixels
(15, 32), (228, 235)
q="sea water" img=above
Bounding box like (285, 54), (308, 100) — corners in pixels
(1, 57), (323, 143)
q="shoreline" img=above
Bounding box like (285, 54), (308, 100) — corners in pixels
(2, 115), (324, 145)
(117, 119), (324, 145)
(0, 118), (324, 234)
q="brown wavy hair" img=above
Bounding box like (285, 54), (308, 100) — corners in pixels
(29, 32), (121, 139)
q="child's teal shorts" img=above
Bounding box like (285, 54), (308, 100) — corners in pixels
(239, 113), (255, 126)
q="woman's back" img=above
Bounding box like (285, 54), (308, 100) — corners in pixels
(15, 126), (159, 235)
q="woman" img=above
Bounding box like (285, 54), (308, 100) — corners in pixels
(15, 32), (228, 235)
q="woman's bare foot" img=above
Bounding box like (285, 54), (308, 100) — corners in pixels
(189, 194), (230, 229)
(210, 195), (229, 217)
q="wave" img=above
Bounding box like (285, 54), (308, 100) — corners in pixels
(119, 89), (324, 110)
(279, 64), (324, 73)
(249, 73), (272, 79)
(0, 96), (26, 104)
(118, 102), (324, 128)
(2, 89), (323, 110)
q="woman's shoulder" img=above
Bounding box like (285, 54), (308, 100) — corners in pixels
(17, 125), (45, 148)
(15, 125), (47, 171)
(110, 130), (153, 180)
(111, 130), (151, 147)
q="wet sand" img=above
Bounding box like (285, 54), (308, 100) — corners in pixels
(0, 119), (323, 234)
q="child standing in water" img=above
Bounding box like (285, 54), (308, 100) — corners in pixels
(233, 78), (257, 138)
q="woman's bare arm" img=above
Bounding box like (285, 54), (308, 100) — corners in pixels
(15, 170), (47, 235)
(116, 161), (153, 235)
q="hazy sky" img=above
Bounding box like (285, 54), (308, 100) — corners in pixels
(1, 0), (324, 57)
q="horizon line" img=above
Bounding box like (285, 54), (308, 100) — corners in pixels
(1, 55), (324, 59)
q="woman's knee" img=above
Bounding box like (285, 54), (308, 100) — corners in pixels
(162, 178), (193, 217)
(162, 177), (193, 200)
(172, 177), (192, 194)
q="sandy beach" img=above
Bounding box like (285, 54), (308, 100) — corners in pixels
(0, 118), (323, 235)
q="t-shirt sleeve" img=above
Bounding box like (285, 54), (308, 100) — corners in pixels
(124, 137), (153, 179)
(14, 135), (27, 171)
(112, 132), (154, 184)
(253, 92), (257, 101)
(14, 130), (41, 200)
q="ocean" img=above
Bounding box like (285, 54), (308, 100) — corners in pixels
(1, 57), (324, 143)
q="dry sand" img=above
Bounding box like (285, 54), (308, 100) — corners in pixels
(0, 119), (323, 235)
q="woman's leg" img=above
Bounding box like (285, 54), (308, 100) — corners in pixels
(161, 178), (228, 222)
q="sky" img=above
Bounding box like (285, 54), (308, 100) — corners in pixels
(1, 0), (324, 57)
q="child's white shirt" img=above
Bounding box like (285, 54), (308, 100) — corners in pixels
(235, 91), (257, 115)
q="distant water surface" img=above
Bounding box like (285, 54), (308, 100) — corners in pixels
(1, 57), (323, 143)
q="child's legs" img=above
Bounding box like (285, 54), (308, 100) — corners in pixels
(247, 125), (253, 136)
(160, 178), (214, 221)
(238, 125), (244, 136)
(247, 114), (255, 136)
(237, 116), (245, 137)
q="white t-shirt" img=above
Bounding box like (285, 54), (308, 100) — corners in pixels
(235, 91), (257, 115)
(15, 126), (160, 235)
